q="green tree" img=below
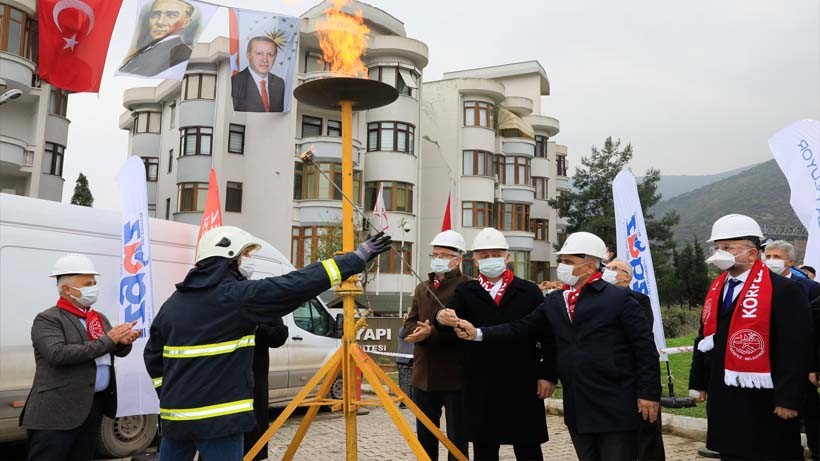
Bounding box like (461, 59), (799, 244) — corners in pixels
(70, 173), (94, 207)
(689, 238), (710, 306)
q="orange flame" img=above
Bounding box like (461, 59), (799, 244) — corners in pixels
(316, 0), (370, 78)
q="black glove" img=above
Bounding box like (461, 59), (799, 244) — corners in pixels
(355, 231), (393, 262)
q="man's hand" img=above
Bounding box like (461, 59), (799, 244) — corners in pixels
(692, 390), (707, 403)
(436, 308), (459, 327)
(108, 321), (139, 344)
(637, 399), (660, 423)
(405, 320), (432, 343)
(536, 380), (555, 399)
(774, 406), (799, 420)
(809, 372), (818, 387)
(455, 319), (477, 340)
(354, 231), (393, 262)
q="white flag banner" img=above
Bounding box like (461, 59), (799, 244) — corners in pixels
(115, 156), (160, 416)
(768, 119), (820, 269)
(613, 169), (668, 360)
(373, 184), (390, 232)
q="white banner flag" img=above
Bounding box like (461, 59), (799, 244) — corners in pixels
(115, 156), (159, 416)
(768, 119), (820, 269)
(613, 169), (668, 360)
(373, 184), (390, 232)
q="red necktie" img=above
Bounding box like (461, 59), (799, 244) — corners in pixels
(259, 80), (270, 112)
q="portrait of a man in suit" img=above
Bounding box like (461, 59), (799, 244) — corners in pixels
(118, 0), (197, 77)
(231, 35), (286, 113)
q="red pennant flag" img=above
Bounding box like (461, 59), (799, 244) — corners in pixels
(441, 192), (452, 231)
(196, 169), (223, 248)
(228, 8), (240, 76)
(38, 0), (123, 93)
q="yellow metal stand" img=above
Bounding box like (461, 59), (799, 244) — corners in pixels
(243, 102), (466, 461)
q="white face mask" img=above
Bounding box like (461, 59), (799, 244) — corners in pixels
(478, 257), (507, 278)
(430, 258), (452, 274)
(764, 258), (786, 275)
(68, 285), (99, 307)
(556, 263), (580, 286)
(238, 257), (256, 279)
(602, 268), (620, 285)
(705, 248), (752, 271)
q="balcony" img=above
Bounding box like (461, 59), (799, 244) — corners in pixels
(460, 176), (495, 202)
(500, 184), (535, 204)
(501, 96), (533, 117)
(131, 133), (162, 157)
(461, 126), (496, 151)
(501, 137), (535, 157)
(525, 115), (560, 137)
(0, 51), (35, 91)
(556, 176), (570, 191)
(298, 136), (362, 166)
(0, 137), (27, 171)
(176, 154), (211, 183)
(293, 201), (343, 226)
(172, 211), (203, 226)
(44, 115), (70, 147)
(502, 231), (534, 251)
(178, 99), (215, 127)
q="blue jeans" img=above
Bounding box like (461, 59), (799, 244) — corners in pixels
(159, 434), (244, 461)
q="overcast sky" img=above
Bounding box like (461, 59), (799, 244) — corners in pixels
(61, 0), (820, 209)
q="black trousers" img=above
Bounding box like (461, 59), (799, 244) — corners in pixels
(804, 386), (819, 461)
(637, 413), (665, 461)
(412, 387), (468, 461)
(26, 392), (105, 461)
(569, 430), (638, 461)
(472, 441), (543, 461)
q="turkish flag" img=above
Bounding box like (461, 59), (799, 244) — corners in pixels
(38, 0), (123, 92)
(196, 168), (223, 250)
(441, 192), (452, 231)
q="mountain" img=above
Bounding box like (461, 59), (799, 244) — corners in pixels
(639, 163), (760, 200)
(651, 159), (804, 243)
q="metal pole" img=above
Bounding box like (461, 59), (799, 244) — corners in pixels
(339, 100), (358, 459)
(399, 234), (404, 317)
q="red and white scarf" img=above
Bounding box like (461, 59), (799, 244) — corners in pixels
(698, 259), (773, 389)
(563, 272), (603, 321)
(56, 297), (106, 340)
(478, 269), (514, 305)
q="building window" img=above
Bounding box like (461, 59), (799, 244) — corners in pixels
(182, 74), (216, 100)
(509, 250), (530, 279)
(376, 242), (413, 274)
(167, 149), (174, 173)
(368, 66), (419, 98)
(535, 135), (549, 158)
(179, 127), (213, 156)
(42, 143), (64, 176)
(504, 156), (531, 185)
(165, 198), (171, 219)
(462, 201), (493, 227)
(134, 112), (161, 134)
(367, 122), (415, 154)
(49, 88), (69, 116)
(556, 154), (568, 177)
(169, 102), (176, 129)
(396, 68), (418, 97)
(23, 150), (34, 166)
(177, 182), (208, 212)
(291, 225), (342, 268)
(532, 176), (549, 200)
(531, 218), (548, 241)
(226, 181), (242, 212)
(327, 120), (341, 137)
(0, 5), (37, 60)
(143, 157), (159, 182)
(462, 150), (496, 177)
(228, 124), (245, 154)
(463, 101), (494, 128)
(496, 203), (530, 231)
(294, 162), (361, 202)
(301, 116), (322, 138)
(365, 181), (413, 213)
(530, 261), (550, 283)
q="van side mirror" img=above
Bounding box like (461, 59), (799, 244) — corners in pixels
(334, 313), (344, 338)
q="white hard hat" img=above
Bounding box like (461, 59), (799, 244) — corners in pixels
(555, 232), (608, 260)
(471, 228), (508, 251)
(50, 253), (99, 277)
(707, 214), (764, 242)
(196, 226), (261, 263)
(430, 230), (467, 253)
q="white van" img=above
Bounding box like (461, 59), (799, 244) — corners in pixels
(0, 194), (343, 457)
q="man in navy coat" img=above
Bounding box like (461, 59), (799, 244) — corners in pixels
(231, 36), (286, 113)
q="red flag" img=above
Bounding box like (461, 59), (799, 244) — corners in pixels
(228, 8), (240, 76)
(441, 192), (452, 231)
(196, 169), (223, 247)
(38, 0), (123, 93)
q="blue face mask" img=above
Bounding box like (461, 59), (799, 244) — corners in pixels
(430, 258), (452, 274)
(478, 257), (507, 278)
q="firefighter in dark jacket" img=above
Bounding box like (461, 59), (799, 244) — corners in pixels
(144, 226), (391, 460)
(403, 230), (472, 461)
(447, 232), (662, 461)
(689, 214), (813, 461)
(434, 227), (557, 461)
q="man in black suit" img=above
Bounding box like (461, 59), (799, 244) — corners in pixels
(689, 215), (813, 461)
(231, 36), (286, 113)
(763, 240), (820, 460)
(118, 0), (195, 77)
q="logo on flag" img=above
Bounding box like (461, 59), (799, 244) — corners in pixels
(372, 184), (389, 232)
(197, 168), (223, 248)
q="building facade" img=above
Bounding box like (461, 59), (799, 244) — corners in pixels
(120, 1), (570, 313)
(0, 0), (71, 201)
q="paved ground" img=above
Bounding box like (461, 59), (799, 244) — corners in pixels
(265, 407), (705, 460)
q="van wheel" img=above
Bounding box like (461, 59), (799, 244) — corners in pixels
(330, 376), (344, 400)
(97, 414), (158, 458)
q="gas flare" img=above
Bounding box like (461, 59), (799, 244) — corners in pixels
(316, 0), (369, 78)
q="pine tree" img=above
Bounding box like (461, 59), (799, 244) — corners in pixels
(70, 173), (94, 207)
(689, 238), (710, 307)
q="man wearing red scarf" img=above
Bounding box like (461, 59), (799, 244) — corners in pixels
(689, 215), (813, 461)
(20, 253), (139, 461)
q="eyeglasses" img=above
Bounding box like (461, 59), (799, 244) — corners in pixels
(709, 244), (754, 255)
(429, 253), (459, 260)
